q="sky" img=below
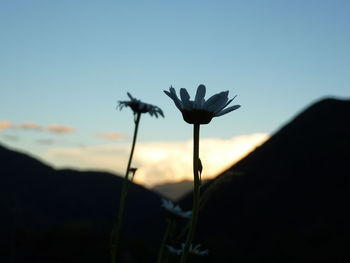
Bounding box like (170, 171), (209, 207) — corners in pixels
(1, 0), (349, 187)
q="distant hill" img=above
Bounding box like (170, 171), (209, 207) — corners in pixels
(180, 98), (350, 263)
(152, 179), (209, 201)
(0, 144), (165, 263)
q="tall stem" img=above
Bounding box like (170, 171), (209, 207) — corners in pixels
(110, 112), (141, 263)
(157, 219), (175, 263)
(180, 123), (201, 263)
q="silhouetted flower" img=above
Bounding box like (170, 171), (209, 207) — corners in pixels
(166, 244), (209, 256)
(164, 84), (240, 124)
(118, 92), (164, 118)
(161, 199), (192, 219)
(112, 93), (163, 261)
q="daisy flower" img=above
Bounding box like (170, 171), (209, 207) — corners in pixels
(118, 92), (164, 118)
(164, 84), (240, 124)
(161, 199), (192, 219)
(166, 244), (209, 256)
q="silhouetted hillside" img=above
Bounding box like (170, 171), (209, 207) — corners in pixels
(180, 98), (350, 263)
(0, 145), (165, 263)
(152, 179), (209, 201)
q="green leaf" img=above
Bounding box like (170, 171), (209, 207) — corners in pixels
(198, 158), (203, 181)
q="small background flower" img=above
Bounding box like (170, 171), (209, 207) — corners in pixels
(161, 199), (192, 219)
(166, 244), (209, 256)
(118, 92), (164, 118)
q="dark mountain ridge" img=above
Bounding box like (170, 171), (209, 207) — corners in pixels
(152, 179), (210, 201)
(180, 98), (350, 262)
(0, 144), (165, 262)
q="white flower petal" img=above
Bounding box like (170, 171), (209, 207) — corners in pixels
(157, 108), (164, 118)
(165, 85), (240, 124)
(215, 104), (241, 117)
(197, 250), (209, 256)
(211, 92), (229, 112)
(194, 84), (206, 109)
(181, 211), (192, 218)
(166, 245), (182, 255)
(203, 91), (228, 112)
(214, 98), (232, 114)
(164, 88), (182, 111)
(127, 92), (134, 100)
(180, 88), (192, 110)
(161, 198), (191, 218)
(214, 95), (237, 113)
(119, 93), (164, 118)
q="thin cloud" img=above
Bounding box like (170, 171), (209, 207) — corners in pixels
(0, 121), (12, 131)
(1, 134), (19, 141)
(17, 122), (42, 130)
(42, 133), (269, 187)
(96, 132), (126, 140)
(36, 139), (55, 145)
(1, 121), (76, 135)
(47, 124), (75, 134)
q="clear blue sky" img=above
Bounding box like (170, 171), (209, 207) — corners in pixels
(1, 0), (349, 160)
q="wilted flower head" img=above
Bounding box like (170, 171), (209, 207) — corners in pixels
(166, 244), (209, 256)
(164, 84), (240, 124)
(161, 199), (192, 219)
(118, 92), (164, 118)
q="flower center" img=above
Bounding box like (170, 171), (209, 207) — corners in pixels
(129, 102), (148, 113)
(181, 109), (214, 125)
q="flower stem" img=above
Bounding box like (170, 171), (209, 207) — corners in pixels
(180, 123), (201, 263)
(157, 219), (175, 263)
(110, 112), (141, 263)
